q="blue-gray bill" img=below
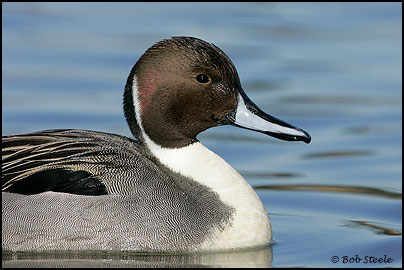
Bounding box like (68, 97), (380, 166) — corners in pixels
(226, 89), (311, 144)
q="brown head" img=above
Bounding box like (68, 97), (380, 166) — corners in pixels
(124, 37), (310, 149)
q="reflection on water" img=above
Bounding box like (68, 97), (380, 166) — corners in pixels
(303, 150), (374, 158)
(2, 247), (273, 268)
(241, 171), (303, 178)
(344, 125), (402, 135)
(256, 184), (402, 199)
(347, 220), (402, 236)
(283, 95), (402, 106)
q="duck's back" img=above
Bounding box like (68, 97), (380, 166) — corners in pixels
(3, 129), (142, 195)
(2, 129), (234, 252)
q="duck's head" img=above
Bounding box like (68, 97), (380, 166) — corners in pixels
(124, 36), (311, 148)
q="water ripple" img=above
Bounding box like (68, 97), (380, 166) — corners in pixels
(256, 184), (402, 199)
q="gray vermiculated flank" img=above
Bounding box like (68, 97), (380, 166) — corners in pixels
(2, 129), (234, 252)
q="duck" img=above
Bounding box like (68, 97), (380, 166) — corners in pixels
(2, 36), (311, 252)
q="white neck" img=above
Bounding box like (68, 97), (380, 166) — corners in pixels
(132, 76), (271, 250)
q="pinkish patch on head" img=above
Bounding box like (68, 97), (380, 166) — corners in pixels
(137, 70), (161, 113)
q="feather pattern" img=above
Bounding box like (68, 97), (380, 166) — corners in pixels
(2, 129), (235, 252)
(2, 129), (145, 195)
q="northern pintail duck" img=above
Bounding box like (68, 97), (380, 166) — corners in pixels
(2, 37), (311, 252)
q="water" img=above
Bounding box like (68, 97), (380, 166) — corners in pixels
(2, 2), (402, 268)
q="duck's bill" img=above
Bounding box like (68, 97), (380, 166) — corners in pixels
(225, 91), (311, 144)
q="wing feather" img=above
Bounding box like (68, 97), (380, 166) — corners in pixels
(1, 129), (133, 195)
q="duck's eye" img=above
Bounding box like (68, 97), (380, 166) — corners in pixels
(196, 74), (210, 84)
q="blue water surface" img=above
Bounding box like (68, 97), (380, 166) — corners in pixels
(2, 2), (402, 268)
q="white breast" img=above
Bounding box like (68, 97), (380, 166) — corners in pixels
(145, 137), (272, 250)
(132, 76), (271, 251)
